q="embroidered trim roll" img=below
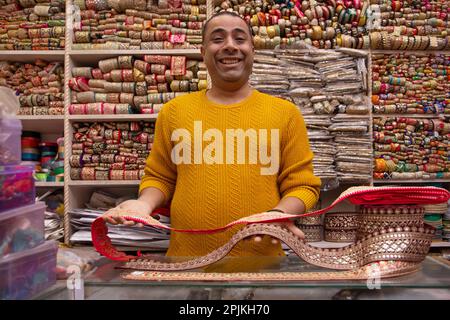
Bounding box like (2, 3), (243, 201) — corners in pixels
(1, 60), (64, 116)
(70, 121), (153, 180)
(69, 55), (206, 114)
(0, 0), (65, 50)
(215, 0), (369, 49)
(72, 0), (206, 50)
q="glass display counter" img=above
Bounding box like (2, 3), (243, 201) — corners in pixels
(34, 255), (450, 300)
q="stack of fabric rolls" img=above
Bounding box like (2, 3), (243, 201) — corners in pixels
(373, 117), (450, 180)
(0, 59), (64, 116)
(39, 141), (57, 171)
(21, 131), (41, 164)
(72, 0), (206, 50)
(0, 0), (65, 50)
(69, 55), (207, 115)
(70, 121), (154, 181)
(250, 47), (371, 189)
(21, 132), (64, 182)
(324, 212), (358, 243)
(52, 136), (64, 182)
(215, 0), (370, 49)
(423, 202), (448, 241)
(40, 141), (63, 182)
(369, 0), (450, 50)
(371, 53), (449, 115)
(444, 200), (450, 242)
(295, 214), (323, 242)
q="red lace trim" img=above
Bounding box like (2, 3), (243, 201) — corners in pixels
(91, 186), (450, 261)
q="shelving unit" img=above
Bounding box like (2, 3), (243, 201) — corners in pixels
(431, 242), (450, 248)
(18, 116), (65, 134)
(17, 116), (65, 120)
(36, 182), (65, 188)
(0, 51), (65, 62)
(0, 0), (448, 248)
(370, 50), (449, 186)
(55, 0), (210, 244)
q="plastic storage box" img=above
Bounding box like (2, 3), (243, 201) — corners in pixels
(0, 202), (45, 257)
(0, 164), (35, 212)
(0, 240), (57, 300)
(0, 118), (22, 165)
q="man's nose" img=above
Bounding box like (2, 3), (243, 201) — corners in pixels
(223, 36), (238, 52)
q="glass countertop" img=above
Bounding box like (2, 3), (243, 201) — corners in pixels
(34, 255), (450, 300)
(81, 255), (450, 289)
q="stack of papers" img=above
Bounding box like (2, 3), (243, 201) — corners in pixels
(70, 209), (170, 252)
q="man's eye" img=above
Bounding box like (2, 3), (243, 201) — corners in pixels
(212, 38), (223, 42)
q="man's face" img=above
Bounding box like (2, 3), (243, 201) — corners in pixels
(201, 15), (254, 89)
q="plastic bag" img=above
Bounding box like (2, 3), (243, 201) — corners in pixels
(0, 87), (22, 165)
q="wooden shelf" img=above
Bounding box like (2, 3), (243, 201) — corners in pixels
(0, 51), (65, 62)
(431, 241), (450, 248)
(68, 114), (158, 122)
(18, 116), (64, 134)
(18, 115), (65, 120)
(35, 181), (65, 188)
(68, 180), (141, 186)
(374, 179), (450, 184)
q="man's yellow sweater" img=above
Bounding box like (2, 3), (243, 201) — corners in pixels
(139, 89), (321, 257)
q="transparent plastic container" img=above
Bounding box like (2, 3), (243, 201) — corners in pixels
(0, 202), (45, 257)
(0, 164), (35, 212)
(0, 118), (22, 165)
(0, 240), (57, 300)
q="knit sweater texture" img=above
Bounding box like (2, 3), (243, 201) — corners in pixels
(139, 89), (321, 257)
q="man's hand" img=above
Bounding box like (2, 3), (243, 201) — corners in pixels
(102, 199), (153, 228)
(246, 220), (305, 245)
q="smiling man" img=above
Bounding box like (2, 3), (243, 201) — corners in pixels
(102, 12), (321, 258)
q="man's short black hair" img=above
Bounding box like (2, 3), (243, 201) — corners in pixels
(201, 11), (254, 44)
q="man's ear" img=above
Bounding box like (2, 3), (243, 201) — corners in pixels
(200, 44), (205, 56)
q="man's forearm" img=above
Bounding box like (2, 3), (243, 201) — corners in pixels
(138, 187), (166, 212)
(273, 197), (306, 215)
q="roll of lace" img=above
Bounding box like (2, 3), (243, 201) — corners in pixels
(215, 0), (369, 50)
(0, 59), (64, 115)
(323, 212), (358, 243)
(424, 214), (443, 240)
(0, 0), (65, 50)
(69, 55), (205, 113)
(72, 0), (206, 50)
(358, 205), (425, 240)
(372, 53), (449, 115)
(424, 200), (447, 241)
(373, 117), (450, 181)
(299, 225), (323, 242)
(70, 121), (154, 180)
(369, 0), (449, 51)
